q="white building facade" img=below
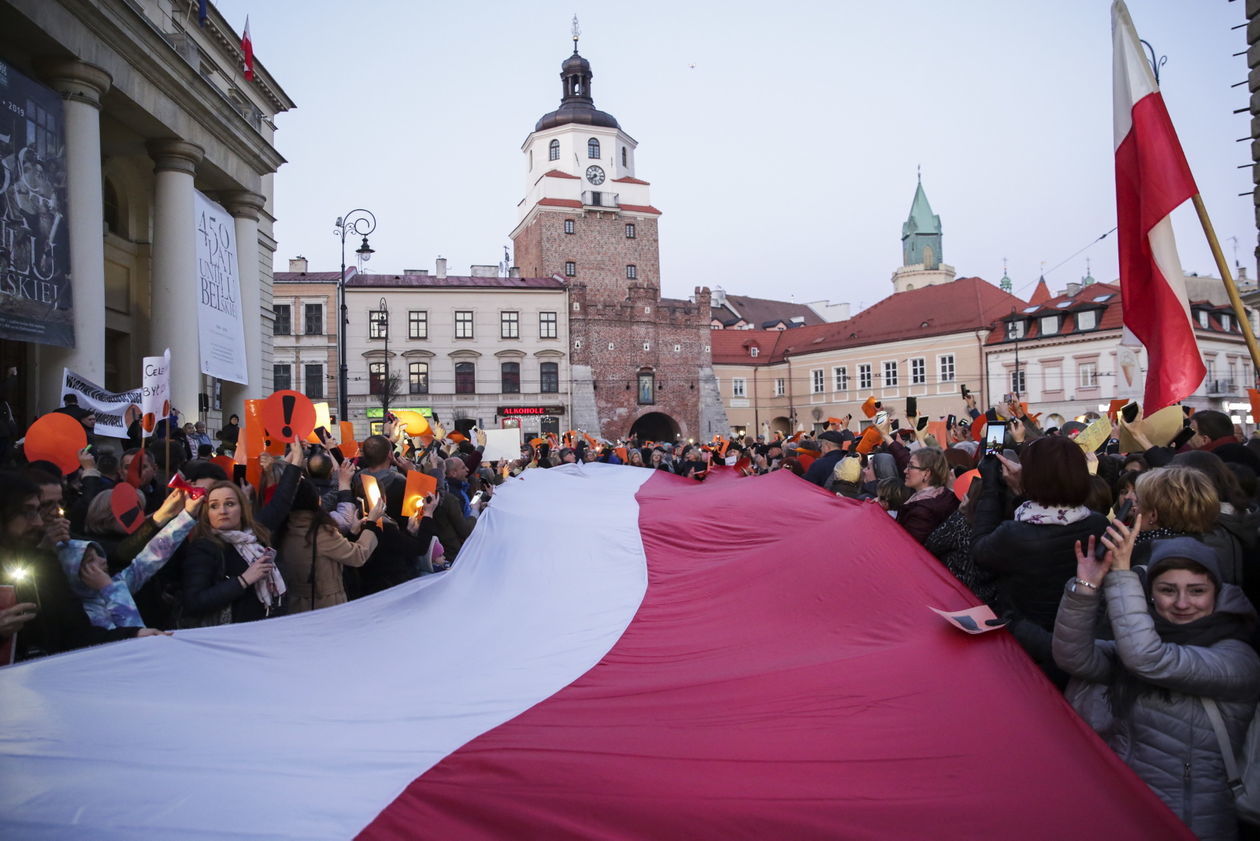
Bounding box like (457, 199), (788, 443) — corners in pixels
(343, 262), (570, 439)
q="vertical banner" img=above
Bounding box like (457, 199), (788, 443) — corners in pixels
(0, 59), (72, 347)
(194, 190), (248, 384)
(141, 348), (171, 438)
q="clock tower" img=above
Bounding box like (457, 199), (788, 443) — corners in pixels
(510, 28), (727, 441)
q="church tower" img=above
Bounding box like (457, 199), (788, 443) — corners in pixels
(510, 23), (726, 442)
(890, 175), (956, 293)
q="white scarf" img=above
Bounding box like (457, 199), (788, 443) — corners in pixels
(217, 529), (286, 611)
(1013, 501), (1092, 526)
(906, 485), (945, 505)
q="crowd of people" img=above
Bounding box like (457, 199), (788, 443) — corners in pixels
(4, 388), (1260, 839)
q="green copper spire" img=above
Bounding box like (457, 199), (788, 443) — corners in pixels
(902, 173), (942, 269)
(1000, 258), (1012, 293)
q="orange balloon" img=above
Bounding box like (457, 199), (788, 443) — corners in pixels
(24, 412), (88, 475)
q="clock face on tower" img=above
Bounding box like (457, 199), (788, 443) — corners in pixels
(585, 165), (606, 185)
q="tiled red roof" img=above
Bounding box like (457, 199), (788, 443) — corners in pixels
(618, 203), (662, 215)
(536, 198), (583, 209)
(612, 176), (650, 185)
(711, 295), (825, 329)
(543, 169), (579, 179)
(274, 268), (355, 283)
(1029, 277), (1053, 306)
(345, 273), (565, 290)
(710, 329), (782, 365)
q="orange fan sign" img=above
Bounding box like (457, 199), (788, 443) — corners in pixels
(261, 390), (317, 444)
(401, 471), (438, 517)
(24, 412), (88, 475)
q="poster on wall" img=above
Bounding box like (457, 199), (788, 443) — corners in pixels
(0, 59), (72, 348)
(194, 190), (248, 384)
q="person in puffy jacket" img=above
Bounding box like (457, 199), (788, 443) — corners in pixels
(1053, 524), (1260, 841)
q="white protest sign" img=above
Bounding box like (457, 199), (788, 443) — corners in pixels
(60, 369), (142, 439)
(194, 191), (249, 384)
(141, 348), (171, 438)
(481, 428), (523, 462)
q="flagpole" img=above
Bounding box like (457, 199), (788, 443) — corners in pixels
(1191, 193), (1260, 378)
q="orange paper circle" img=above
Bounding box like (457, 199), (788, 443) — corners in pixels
(24, 412), (89, 475)
(261, 390), (317, 444)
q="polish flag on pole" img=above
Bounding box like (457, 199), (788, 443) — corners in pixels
(1112, 1), (1204, 411)
(241, 16), (254, 81)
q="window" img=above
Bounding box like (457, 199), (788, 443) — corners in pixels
(539, 311), (558, 339)
(273, 363), (291, 391)
(625, 223), (636, 239)
(272, 304), (291, 336)
(564, 219), (574, 235)
(549, 139), (559, 161)
(540, 361), (559, 393)
(1040, 315), (1058, 336)
(304, 304), (322, 335)
(749, 346), (759, 358)
(859, 364), (872, 390)
(910, 357), (926, 385)
(733, 378), (747, 398)
(409, 362), (429, 394)
(1222, 314), (1234, 332)
(1079, 362), (1098, 389)
(369, 309), (388, 339)
(1010, 369), (1026, 395)
(564, 261), (576, 277)
(1205, 359), (1216, 383)
(1197, 310), (1210, 329)
(626, 265), (637, 280)
(882, 361), (899, 387)
(501, 311), (520, 339)
(938, 355), (955, 383)
(774, 378), (785, 397)
(1007, 320), (1025, 339)
(368, 362), (386, 395)
(1045, 366), (1062, 392)
(1076, 310), (1097, 331)
(587, 137), (600, 159)
(638, 371), (654, 404)
(455, 362), (476, 394)
(621, 146), (627, 167)
(409, 310), (427, 339)
(811, 369), (824, 394)
(303, 364), (323, 398)
(455, 310), (474, 339)
(834, 366), (848, 391)
(501, 362), (521, 394)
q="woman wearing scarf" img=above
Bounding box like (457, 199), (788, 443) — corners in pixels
(895, 447), (958, 545)
(972, 435), (1110, 687)
(180, 481), (284, 625)
(1054, 525), (1260, 841)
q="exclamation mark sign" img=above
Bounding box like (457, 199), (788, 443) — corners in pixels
(280, 394), (296, 439)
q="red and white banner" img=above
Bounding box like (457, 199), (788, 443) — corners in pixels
(0, 465), (1194, 839)
(241, 16), (254, 81)
(1112, 0), (1204, 411)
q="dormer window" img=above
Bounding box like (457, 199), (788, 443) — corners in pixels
(1076, 309), (1098, 331)
(587, 138), (600, 159)
(749, 346), (760, 358)
(1007, 320), (1026, 340)
(1222, 313), (1233, 331)
(549, 139), (559, 161)
(1040, 315), (1058, 336)
(1197, 310), (1210, 329)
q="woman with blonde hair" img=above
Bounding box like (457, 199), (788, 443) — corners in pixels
(896, 447), (958, 545)
(1131, 466), (1224, 575)
(180, 481), (284, 626)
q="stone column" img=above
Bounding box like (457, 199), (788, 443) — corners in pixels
(34, 59), (111, 412)
(147, 139), (204, 429)
(218, 190), (266, 422)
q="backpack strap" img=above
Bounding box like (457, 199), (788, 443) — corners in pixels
(1201, 697), (1246, 799)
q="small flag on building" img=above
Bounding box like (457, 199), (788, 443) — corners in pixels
(197, 0), (207, 27)
(241, 16), (254, 81)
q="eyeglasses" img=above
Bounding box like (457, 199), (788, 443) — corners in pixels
(906, 464), (927, 472)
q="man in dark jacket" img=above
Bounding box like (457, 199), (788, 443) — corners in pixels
(432, 456), (476, 562)
(802, 431), (846, 487)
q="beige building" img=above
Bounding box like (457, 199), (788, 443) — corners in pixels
(343, 259), (570, 439)
(271, 258), (341, 410)
(713, 276), (1025, 437)
(0, 0), (292, 432)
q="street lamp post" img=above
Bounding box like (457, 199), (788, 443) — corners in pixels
(333, 209), (376, 424)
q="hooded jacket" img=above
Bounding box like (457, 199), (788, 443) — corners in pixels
(57, 511), (196, 630)
(1053, 544), (1260, 841)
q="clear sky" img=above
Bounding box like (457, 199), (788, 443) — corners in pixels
(214, 0), (1251, 311)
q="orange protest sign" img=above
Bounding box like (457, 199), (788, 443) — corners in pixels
(245, 456), (262, 491)
(110, 483), (146, 534)
(361, 473), (381, 512)
(953, 469), (980, 501)
(854, 426), (882, 456)
(261, 390), (316, 444)
(23, 412), (88, 474)
(529, 437), (545, 447)
(1249, 389), (1260, 424)
(861, 397), (879, 418)
(1107, 399), (1128, 421)
(926, 421), (948, 447)
(448, 431), (468, 443)
(211, 455), (235, 475)
(338, 422), (359, 458)
(795, 451), (816, 470)
(971, 414), (989, 442)
(243, 399), (283, 457)
(615, 447), (627, 462)
(393, 410), (430, 437)
(401, 470), (438, 517)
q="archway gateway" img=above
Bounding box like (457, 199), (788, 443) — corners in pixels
(628, 411), (680, 443)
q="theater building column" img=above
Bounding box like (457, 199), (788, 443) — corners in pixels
(147, 139), (204, 427)
(219, 190), (266, 419)
(35, 59), (111, 412)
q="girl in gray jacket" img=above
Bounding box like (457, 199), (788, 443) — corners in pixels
(1053, 521), (1260, 841)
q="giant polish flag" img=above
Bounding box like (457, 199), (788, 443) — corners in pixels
(1113, 0), (1204, 411)
(0, 465), (1195, 840)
